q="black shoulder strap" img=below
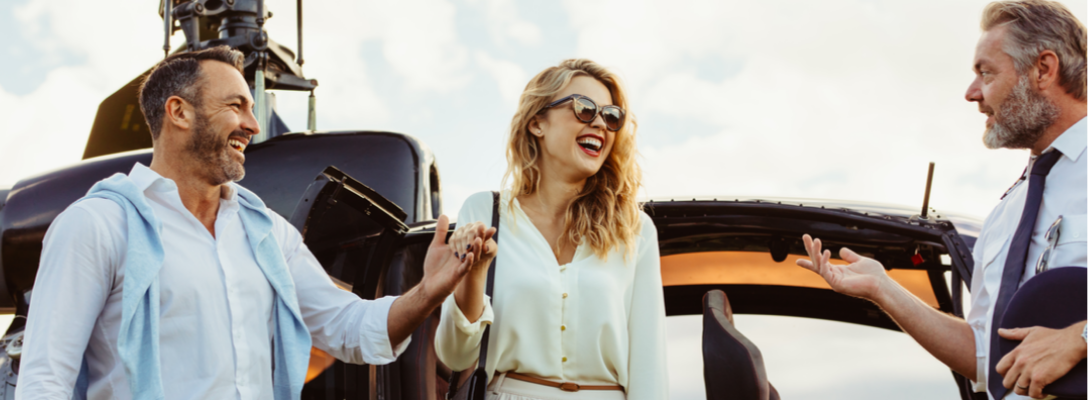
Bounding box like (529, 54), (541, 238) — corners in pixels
(446, 192), (502, 399)
(475, 191), (500, 373)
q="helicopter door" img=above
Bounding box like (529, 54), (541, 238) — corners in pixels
(287, 166), (411, 400)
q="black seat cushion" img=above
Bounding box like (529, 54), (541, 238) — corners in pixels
(702, 289), (778, 400)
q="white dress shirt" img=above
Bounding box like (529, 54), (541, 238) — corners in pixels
(435, 191), (669, 399)
(967, 117), (1087, 399)
(17, 163), (410, 400)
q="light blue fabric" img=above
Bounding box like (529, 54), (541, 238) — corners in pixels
(77, 173), (312, 400)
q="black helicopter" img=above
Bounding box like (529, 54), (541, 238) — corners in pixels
(0, 1), (987, 399)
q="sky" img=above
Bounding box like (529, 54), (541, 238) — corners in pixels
(1, 0), (1086, 398)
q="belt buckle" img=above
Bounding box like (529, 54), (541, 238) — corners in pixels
(559, 382), (581, 392)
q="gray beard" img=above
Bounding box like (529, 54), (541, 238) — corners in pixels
(186, 112), (246, 185)
(983, 77), (1059, 150)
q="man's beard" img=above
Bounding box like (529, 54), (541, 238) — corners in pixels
(983, 76), (1059, 150)
(187, 111), (247, 185)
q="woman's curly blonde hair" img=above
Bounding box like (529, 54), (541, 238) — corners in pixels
(502, 59), (642, 259)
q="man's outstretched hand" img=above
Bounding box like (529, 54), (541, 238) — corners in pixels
(796, 234), (981, 379)
(419, 215), (475, 304)
(388, 215), (474, 347)
(796, 234), (889, 301)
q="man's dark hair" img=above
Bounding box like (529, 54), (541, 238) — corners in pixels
(138, 46), (245, 140)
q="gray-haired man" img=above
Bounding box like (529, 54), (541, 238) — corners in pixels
(798, 1), (1086, 399)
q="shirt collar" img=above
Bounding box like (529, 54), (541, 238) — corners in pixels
(128, 162), (173, 193)
(128, 162), (238, 203)
(1045, 116), (1087, 163)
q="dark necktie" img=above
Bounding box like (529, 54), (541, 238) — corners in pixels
(988, 149), (1062, 399)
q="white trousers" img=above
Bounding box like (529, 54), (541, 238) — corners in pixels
(486, 373), (627, 400)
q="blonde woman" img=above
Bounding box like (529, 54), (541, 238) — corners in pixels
(436, 59), (667, 399)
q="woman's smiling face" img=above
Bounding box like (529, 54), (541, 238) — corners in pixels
(531, 75), (616, 182)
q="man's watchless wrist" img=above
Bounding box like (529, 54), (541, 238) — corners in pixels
(870, 274), (899, 307)
(415, 278), (448, 309)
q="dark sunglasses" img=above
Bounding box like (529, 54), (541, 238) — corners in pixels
(540, 94), (626, 132)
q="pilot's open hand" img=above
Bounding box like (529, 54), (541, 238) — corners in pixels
(448, 221), (497, 277)
(796, 234), (889, 301)
(996, 321), (1088, 399)
(419, 215), (475, 303)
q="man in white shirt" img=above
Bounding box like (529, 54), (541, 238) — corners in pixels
(797, 1), (1086, 399)
(16, 46), (480, 399)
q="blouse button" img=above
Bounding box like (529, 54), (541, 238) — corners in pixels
(562, 293), (568, 299)
(561, 325), (566, 331)
(562, 357), (568, 362)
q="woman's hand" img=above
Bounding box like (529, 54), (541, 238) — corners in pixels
(448, 221), (498, 323)
(448, 221), (498, 276)
(389, 215), (475, 346)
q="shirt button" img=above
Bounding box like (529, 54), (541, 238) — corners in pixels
(561, 325), (566, 331)
(562, 293), (568, 299)
(562, 357), (567, 362)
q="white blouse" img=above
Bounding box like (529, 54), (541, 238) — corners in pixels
(435, 191), (668, 398)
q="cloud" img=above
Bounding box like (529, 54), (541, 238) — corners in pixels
(262, 0), (475, 130)
(0, 0), (478, 187)
(468, 0), (542, 48)
(5, 1), (1088, 397)
(563, 0), (1085, 217)
(0, 66), (101, 185)
(267, 0), (471, 94)
(12, 0), (171, 92)
(474, 50), (528, 106)
(369, 0), (471, 93)
(0, 0), (171, 187)
(634, 56), (1026, 218)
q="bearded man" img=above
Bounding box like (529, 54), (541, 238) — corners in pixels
(797, 1), (1086, 400)
(16, 46), (489, 399)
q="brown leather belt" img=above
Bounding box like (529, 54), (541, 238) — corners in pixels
(504, 372), (624, 392)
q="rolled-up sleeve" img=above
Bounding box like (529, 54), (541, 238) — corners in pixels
(626, 214), (669, 399)
(278, 216), (409, 365)
(17, 201), (120, 399)
(966, 233), (989, 392)
(969, 320), (988, 392)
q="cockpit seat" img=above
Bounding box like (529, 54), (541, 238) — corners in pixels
(702, 289), (780, 400)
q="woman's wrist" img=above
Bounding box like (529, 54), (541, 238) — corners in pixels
(471, 262), (491, 279)
(453, 271), (487, 320)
